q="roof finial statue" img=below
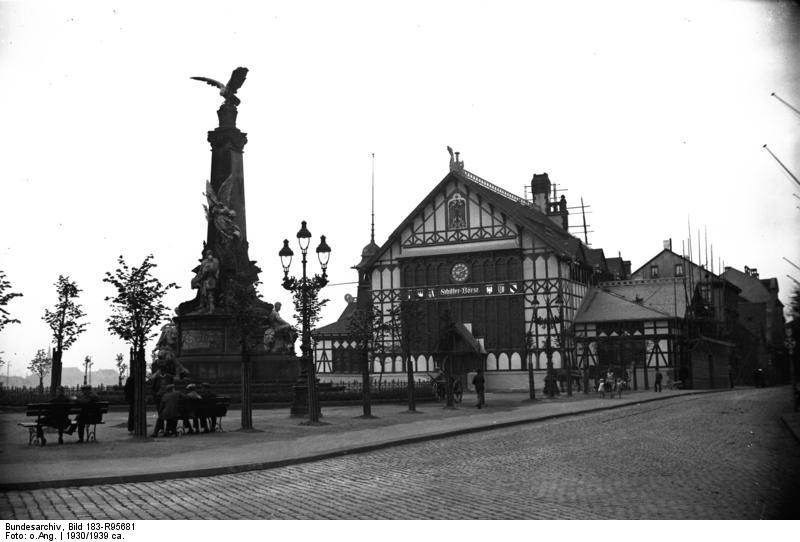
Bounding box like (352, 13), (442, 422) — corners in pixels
(191, 67), (249, 107)
(447, 145), (464, 172)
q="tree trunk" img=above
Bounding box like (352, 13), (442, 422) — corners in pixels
(50, 349), (63, 395)
(405, 350), (416, 412)
(445, 355), (455, 408)
(133, 347), (148, 439)
(361, 345), (373, 417)
(241, 347), (253, 430)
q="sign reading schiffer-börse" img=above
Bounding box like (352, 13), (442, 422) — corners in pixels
(403, 282), (522, 300)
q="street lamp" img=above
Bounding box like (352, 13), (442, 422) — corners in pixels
(83, 356), (93, 386)
(279, 221), (330, 424)
(531, 296), (563, 398)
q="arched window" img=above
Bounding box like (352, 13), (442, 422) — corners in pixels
(498, 352), (510, 371)
(486, 353), (498, 371)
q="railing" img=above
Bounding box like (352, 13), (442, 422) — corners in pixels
(460, 169), (533, 208)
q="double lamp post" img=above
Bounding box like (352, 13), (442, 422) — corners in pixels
(279, 220), (331, 424)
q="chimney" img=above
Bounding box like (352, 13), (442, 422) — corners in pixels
(663, 239), (672, 251)
(531, 173), (551, 213)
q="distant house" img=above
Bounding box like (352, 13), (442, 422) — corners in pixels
(721, 266), (786, 384)
(574, 243), (740, 389)
(313, 295), (359, 375)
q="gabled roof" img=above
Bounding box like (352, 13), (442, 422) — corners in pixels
(315, 299), (357, 337)
(721, 267), (772, 303)
(576, 278), (689, 323)
(575, 286), (676, 323)
(605, 257), (629, 278)
(362, 168), (595, 269)
(585, 247), (606, 269)
(453, 323), (486, 354)
(631, 248), (708, 278)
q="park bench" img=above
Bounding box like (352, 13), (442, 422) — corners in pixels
(209, 396), (231, 431)
(19, 402), (109, 446)
(178, 396), (231, 434)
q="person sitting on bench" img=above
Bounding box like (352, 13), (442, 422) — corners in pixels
(72, 384), (99, 443)
(45, 386), (74, 445)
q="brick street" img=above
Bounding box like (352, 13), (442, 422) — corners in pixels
(1, 387), (798, 519)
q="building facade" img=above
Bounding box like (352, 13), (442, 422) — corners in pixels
(574, 245), (741, 389)
(314, 152), (627, 391)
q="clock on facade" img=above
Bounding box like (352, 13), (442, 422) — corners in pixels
(450, 262), (470, 283)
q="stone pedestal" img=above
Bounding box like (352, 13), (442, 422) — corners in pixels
(175, 313), (299, 383)
(289, 376), (322, 418)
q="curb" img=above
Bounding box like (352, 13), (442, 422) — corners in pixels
(780, 414), (800, 444)
(0, 390), (719, 491)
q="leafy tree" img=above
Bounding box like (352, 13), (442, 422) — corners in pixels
(291, 286), (329, 339)
(0, 270), (23, 333)
(104, 255), (178, 353)
(347, 306), (385, 418)
(28, 349), (52, 393)
(387, 299), (428, 412)
(220, 272), (268, 430)
(115, 353), (128, 387)
(42, 275), (88, 393)
(103, 254), (178, 438)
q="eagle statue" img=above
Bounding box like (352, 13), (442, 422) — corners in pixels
(191, 67), (249, 106)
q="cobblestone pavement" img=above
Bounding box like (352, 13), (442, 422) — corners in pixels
(2, 387), (798, 519)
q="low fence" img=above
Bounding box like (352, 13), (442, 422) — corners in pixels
(0, 380), (437, 407)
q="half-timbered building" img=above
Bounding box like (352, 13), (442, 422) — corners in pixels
(574, 244), (741, 389)
(315, 151), (629, 391)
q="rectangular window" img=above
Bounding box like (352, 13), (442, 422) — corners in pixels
(675, 264), (684, 277)
(650, 265), (659, 278)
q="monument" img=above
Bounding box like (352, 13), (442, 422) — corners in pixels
(170, 67), (298, 382)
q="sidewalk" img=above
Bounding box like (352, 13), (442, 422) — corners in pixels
(0, 388), (755, 490)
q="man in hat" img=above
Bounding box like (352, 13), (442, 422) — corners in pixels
(160, 383), (181, 437)
(74, 384), (99, 443)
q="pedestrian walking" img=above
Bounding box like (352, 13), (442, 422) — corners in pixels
(598, 378), (606, 399)
(654, 369), (663, 392)
(473, 367), (486, 409)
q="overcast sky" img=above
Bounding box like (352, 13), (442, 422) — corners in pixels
(1, 0), (799, 376)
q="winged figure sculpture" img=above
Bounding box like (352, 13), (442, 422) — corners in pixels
(191, 67), (249, 106)
(203, 180), (241, 243)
